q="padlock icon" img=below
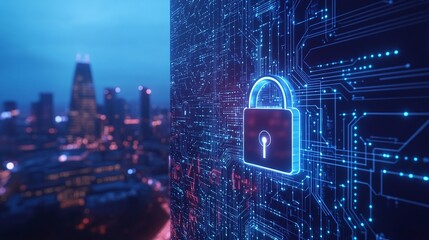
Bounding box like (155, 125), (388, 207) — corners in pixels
(243, 75), (301, 174)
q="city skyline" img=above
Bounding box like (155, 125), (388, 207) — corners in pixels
(0, 0), (170, 110)
(0, 57), (164, 118)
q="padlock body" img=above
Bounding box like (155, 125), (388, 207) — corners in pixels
(243, 108), (293, 173)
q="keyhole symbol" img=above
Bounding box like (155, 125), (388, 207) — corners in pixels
(258, 130), (272, 159)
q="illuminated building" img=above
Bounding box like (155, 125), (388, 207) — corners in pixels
(104, 88), (117, 127)
(68, 55), (97, 143)
(33, 93), (55, 136)
(17, 150), (128, 209)
(103, 88), (127, 144)
(139, 86), (152, 141)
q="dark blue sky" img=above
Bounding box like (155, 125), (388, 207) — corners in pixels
(0, 0), (170, 114)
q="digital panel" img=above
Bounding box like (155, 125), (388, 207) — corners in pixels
(170, 1), (429, 239)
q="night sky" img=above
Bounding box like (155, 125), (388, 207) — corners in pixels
(0, 0), (170, 114)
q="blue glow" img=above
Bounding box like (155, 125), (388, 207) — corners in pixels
(0, 1), (170, 108)
(404, 112), (409, 116)
(0, 112), (12, 119)
(244, 75), (301, 175)
(424, 177), (429, 181)
(170, 2), (429, 239)
(409, 174), (414, 179)
(55, 116), (62, 123)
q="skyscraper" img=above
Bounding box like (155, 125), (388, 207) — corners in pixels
(68, 55), (97, 143)
(104, 88), (117, 127)
(139, 86), (152, 141)
(37, 93), (54, 135)
(103, 87), (126, 143)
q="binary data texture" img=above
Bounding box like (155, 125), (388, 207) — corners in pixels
(170, 1), (429, 239)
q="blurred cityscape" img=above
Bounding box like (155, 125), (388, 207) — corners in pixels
(0, 56), (170, 239)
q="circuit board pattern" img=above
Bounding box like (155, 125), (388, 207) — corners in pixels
(170, 1), (429, 239)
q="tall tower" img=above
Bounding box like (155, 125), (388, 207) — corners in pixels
(37, 93), (54, 135)
(139, 86), (152, 141)
(103, 87), (126, 143)
(68, 54), (97, 143)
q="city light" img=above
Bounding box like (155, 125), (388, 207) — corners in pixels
(58, 154), (68, 162)
(152, 120), (162, 127)
(6, 162), (14, 170)
(0, 1), (170, 238)
(55, 116), (62, 123)
(124, 118), (140, 125)
(1, 111), (12, 119)
(11, 109), (20, 117)
(55, 116), (67, 123)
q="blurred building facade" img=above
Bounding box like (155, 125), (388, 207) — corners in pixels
(68, 56), (97, 143)
(139, 86), (152, 141)
(103, 88), (127, 144)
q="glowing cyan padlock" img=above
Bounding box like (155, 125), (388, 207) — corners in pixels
(243, 75), (301, 175)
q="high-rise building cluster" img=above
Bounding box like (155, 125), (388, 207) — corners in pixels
(0, 56), (170, 239)
(0, 55), (169, 151)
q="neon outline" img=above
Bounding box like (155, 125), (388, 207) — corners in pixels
(243, 75), (301, 175)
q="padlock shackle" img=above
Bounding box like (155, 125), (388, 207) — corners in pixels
(248, 75), (295, 109)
